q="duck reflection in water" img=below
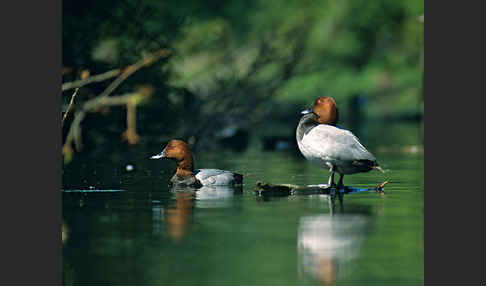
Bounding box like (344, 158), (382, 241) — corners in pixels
(153, 185), (243, 242)
(298, 215), (369, 285)
(164, 189), (195, 242)
(194, 185), (243, 209)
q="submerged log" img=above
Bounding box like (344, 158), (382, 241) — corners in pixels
(254, 181), (387, 198)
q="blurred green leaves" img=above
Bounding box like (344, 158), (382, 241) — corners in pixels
(63, 0), (423, 145)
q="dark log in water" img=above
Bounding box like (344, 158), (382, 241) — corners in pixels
(254, 181), (387, 198)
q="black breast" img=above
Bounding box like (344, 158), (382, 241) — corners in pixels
(170, 174), (202, 188)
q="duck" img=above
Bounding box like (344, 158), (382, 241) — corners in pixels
(296, 96), (383, 190)
(150, 139), (244, 188)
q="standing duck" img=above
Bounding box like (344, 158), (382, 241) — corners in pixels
(150, 139), (244, 188)
(296, 96), (383, 189)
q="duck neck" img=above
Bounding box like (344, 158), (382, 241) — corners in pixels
(296, 113), (319, 141)
(175, 153), (194, 178)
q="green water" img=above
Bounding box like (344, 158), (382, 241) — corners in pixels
(62, 122), (423, 286)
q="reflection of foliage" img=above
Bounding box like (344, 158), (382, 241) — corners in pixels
(62, 0), (423, 159)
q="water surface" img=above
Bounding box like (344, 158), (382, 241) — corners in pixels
(62, 122), (423, 286)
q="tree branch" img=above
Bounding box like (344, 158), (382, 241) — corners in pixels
(62, 88), (80, 126)
(62, 69), (121, 91)
(61, 49), (171, 93)
(62, 92), (148, 163)
(62, 49), (171, 163)
(98, 49), (171, 98)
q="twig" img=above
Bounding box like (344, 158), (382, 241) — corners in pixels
(61, 49), (171, 93)
(98, 49), (171, 98)
(62, 69), (121, 91)
(62, 70), (90, 127)
(122, 102), (140, 144)
(63, 92), (147, 157)
(62, 49), (170, 163)
(83, 92), (144, 110)
(62, 88), (80, 126)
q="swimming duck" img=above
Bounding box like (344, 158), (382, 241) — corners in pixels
(150, 139), (244, 188)
(296, 97), (383, 189)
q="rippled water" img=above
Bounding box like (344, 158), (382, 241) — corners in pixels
(62, 122), (423, 286)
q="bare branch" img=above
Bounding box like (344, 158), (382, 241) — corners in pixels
(98, 49), (171, 98)
(122, 102), (140, 144)
(61, 49), (171, 93)
(62, 88), (80, 126)
(62, 69), (121, 91)
(62, 49), (170, 163)
(63, 92), (147, 160)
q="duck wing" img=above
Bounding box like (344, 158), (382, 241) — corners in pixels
(194, 169), (242, 186)
(301, 125), (377, 163)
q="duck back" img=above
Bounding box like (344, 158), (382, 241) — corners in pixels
(195, 169), (243, 186)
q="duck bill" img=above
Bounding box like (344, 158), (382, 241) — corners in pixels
(150, 149), (166, 159)
(300, 108), (312, 115)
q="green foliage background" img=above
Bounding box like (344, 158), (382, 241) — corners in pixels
(63, 0), (423, 148)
